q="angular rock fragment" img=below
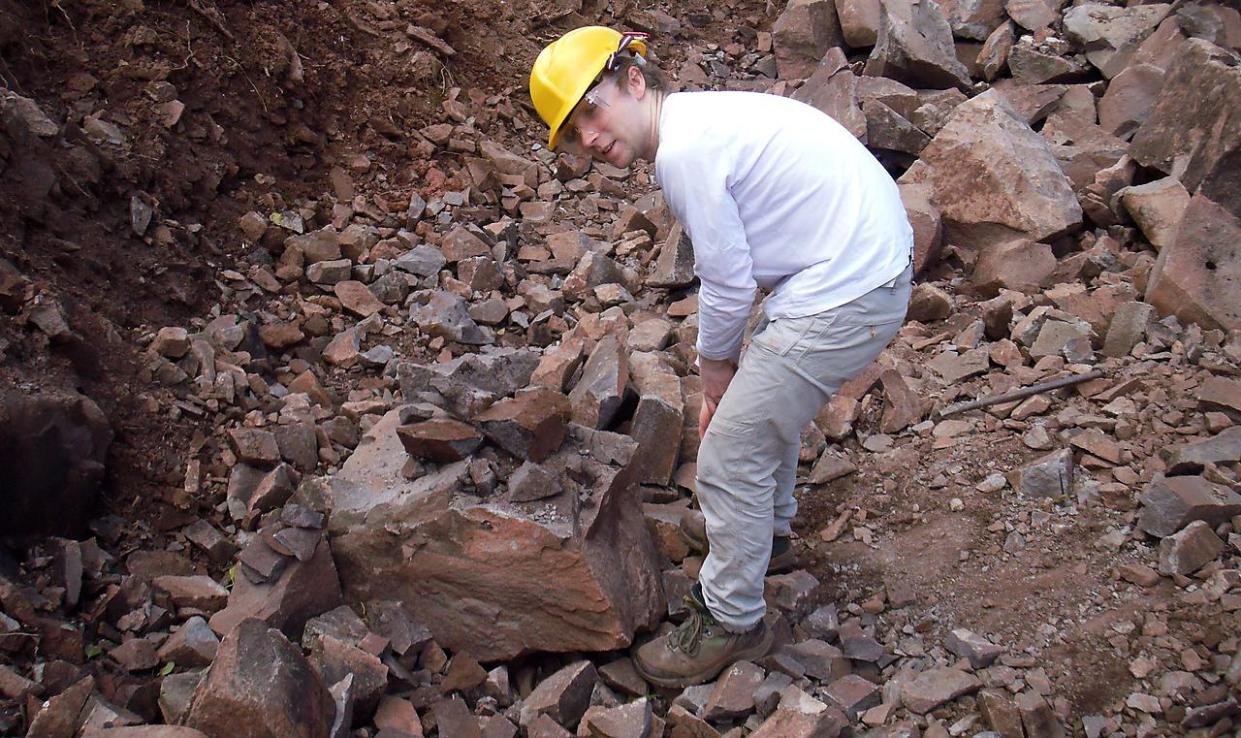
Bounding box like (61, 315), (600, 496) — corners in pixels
(650, 222), (699, 288)
(627, 353), (684, 486)
(323, 411), (664, 661)
(397, 418), (484, 462)
(979, 689), (1025, 738)
(185, 619), (334, 738)
(1118, 177), (1190, 252)
(865, 0), (972, 90)
(411, 291), (491, 344)
(519, 660), (598, 730)
(899, 183), (942, 275)
(837, 0), (881, 47)
(401, 349), (534, 416)
(772, 0), (845, 80)
(1102, 301), (1155, 358)
(794, 55), (867, 140)
(1008, 448), (1073, 499)
(1016, 691), (1066, 738)
(1144, 194), (1241, 333)
(900, 668), (983, 714)
(1138, 475), (1241, 537)
(1162, 427), (1241, 475)
(750, 687), (848, 738)
(703, 661), (765, 722)
(1098, 64), (1166, 139)
(1130, 39), (1241, 193)
(569, 334), (629, 430)
(945, 628), (1003, 668)
(971, 239), (1055, 296)
(475, 389), (571, 462)
(207, 533), (342, 639)
(1063, 3), (1172, 78)
(1158, 520), (1225, 575)
(899, 95), (1082, 249)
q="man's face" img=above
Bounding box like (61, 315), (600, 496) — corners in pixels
(559, 67), (650, 168)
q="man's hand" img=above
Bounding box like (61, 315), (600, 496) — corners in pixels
(698, 357), (736, 437)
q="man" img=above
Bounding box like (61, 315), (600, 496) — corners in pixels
(529, 27), (913, 688)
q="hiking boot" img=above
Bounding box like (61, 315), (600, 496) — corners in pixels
(633, 586), (774, 689)
(679, 510), (798, 574)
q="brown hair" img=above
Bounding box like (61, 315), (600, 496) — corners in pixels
(607, 53), (670, 94)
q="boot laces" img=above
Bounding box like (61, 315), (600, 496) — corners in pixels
(669, 593), (717, 655)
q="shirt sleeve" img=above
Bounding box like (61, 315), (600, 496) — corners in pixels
(657, 144), (757, 363)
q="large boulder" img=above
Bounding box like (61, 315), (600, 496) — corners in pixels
(185, 619), (334, 738)
(396, 348), (540, 419)
(772, 0), (845, 80)
(898, 93), (1082, 249)
(865, 0), (973, 91)
(1129, 39), (1241, 195)
(1063, 3), (1172, 78)
(319, 409), (665, 661)
(0, 389), (112, 538)
(1145, 193), (1241, 332)
(793, 51), (867, 140)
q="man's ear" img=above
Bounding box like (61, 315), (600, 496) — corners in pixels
(627, 63), (648, 99)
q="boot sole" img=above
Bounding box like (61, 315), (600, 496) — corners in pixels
(633, 625), (776, 689)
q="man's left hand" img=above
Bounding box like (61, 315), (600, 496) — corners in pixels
(698, 357), (736, 436)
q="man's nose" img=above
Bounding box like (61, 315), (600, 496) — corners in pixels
(580, 126), (601, 150)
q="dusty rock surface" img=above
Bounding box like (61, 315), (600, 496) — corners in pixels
(1, 0), (1240, 737)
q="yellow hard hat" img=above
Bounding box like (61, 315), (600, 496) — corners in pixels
(529, 26), (649, 150)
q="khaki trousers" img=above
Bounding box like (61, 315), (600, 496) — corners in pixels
(696, 265), (912, 631)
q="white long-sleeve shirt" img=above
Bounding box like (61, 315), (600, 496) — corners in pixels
(654, 91), (913, 361)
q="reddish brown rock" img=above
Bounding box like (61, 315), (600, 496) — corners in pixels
(1130, 39), (1240, 193)
(334, 280), (386, 318)
(878, 369), (925, 433)
(900, 668), (983, 714)
(153, 575), (229, 612)
(971, 239), (1055, 296)
(1063, 3), (1172, 79)
(475, 389), (571, 462)
(899, 94), (1082, 249)
(579, 698), (654, 738)
(1158, 520), (1225, 575)
(227, 427), (281, 467)
(865, 0), (972, 90)
(1144, 194), (1241, 332)
(627, 353), (684, 486)
(322, 411), (665, 661)
(207, 533), (342, 639)
(836, 0), (880, 47)
(794, 51), (867, 140)
(750, 688), (847, 738)
(977, 21), (1016, 81)
(25, 676), (95, 738)
(900, 183), (943, 275)
(396, 418), (484, 462)
(646, 223), (696, 289)
(441, 226), (492, 263)
(1138, 475), (1241, 537)
(288, 228), (341, 264)
(772, 0), (844, 80)
(518, 660), (598, 730)
(569, 334), (629, 430)
(1098, 63), (1165, 138)
(185, 619), (334, 738)
(703, 661), (766, 722)
(258, 322), (305, 350)
(1118, 177), (1190, 252)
